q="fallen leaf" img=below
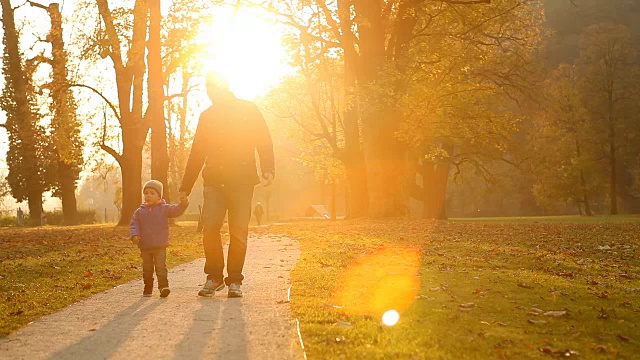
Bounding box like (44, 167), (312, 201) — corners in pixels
(528, 308), (544, 316)
(617, 335), (630, 342)
(540, 347), (580, 357)
(333, 321), (352, 328)
(544, 310), (568, 317)
(597, 308), (609, 319)
(83, 270), (93, 277)
(591, 344), (607, 353)
(497, 322), (507, 326)
(459, 302), (475, 308)
(517, 283), (533, 289)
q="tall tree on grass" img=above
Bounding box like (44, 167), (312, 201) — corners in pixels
(150, 0), (211, 202)
(530, 64), (605, 215)
(0, 0), (49, 225)
(266, 71), (346, 218)
(29, 1), (84, 225)
(395, 1), (545, 219)
(265, 0), (545, 217)
(68, 0), (150, 225)
(576, 23), (638, 215)
(148, 0), (169, 202)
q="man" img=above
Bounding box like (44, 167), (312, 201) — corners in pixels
(253, 201), (265, 225)
(16, 207), (23, 227)
(179, 73), (274, 298)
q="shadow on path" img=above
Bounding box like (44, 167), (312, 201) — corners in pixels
(216, 299), (247, 360)
(172, 298), (222, 359)
(46, 298), (161, 360)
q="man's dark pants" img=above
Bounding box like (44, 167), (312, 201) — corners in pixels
(202, 184), (254, 285)
(141, 247), (168, 289)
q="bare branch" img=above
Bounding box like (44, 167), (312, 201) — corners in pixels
(100, 143), (123, 166)
(56, 83), (121, 124)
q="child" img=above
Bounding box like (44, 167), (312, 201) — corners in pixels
(130, 180), (189, 297)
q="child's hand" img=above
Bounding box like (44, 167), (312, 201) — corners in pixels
(179, 192), (189, 206)
(131, 236), (140, 245)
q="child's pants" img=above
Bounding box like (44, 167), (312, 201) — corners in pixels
(140, 247), (168, 288)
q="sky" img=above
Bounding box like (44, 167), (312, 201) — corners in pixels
(0, 0), (292, 212)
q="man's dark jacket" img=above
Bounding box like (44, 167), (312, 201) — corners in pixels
(179, 99), (275, 195)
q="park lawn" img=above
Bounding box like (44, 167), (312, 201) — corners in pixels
(0, 223), (205, 337)
(259, 218), (640, 359)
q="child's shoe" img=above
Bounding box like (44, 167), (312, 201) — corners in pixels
(159, 287), (171, 298)
(143, 284), (153, 297)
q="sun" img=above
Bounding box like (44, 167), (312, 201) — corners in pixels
(199, 6), (291, 100)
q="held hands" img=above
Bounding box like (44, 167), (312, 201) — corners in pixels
(179, 191), (189, 206)
(131, 236), (140, 245)
(262, 172), (274, 186)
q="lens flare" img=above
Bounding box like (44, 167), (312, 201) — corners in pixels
(382, 310), (400, 326)
(334, 246), (421, 320)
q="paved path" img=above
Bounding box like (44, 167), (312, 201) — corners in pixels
(0, 234), (303, 360)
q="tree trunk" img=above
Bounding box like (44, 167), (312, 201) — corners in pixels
(148, 0), (170, 202)
(336, 0), (367, 218)
(118, 134), (144, 225)
(58, 162), (78, 224)
(354, 3), (411, 217)
(608, 93), (618, 215)
(47, 2), (80, 225)
(96, 0), (149, 225)
(362, 115), (407, 217)
(1, 0), (43, 226)
(575, 139), (592, 216)
(341, 75), (368, 218)
(330, 179), (336, 220)
(421, 153), (451, 220)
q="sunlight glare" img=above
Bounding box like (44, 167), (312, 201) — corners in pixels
(334, 246), (422, 320)
(199, 6), (291, 100)
(382, 310), (400, 326)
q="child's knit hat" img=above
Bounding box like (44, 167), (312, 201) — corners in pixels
(143, 180), (163, 198)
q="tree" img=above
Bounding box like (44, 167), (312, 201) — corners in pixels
(260, 0), (546, 217)
(530, 64), (605, 214)
(265, 61), (352, 217)
(67, 0), (212, 225)
(152, 0), (212, 202)
(29, 1), (84, 225)
(148, 0), (169, 202)
(576, 23), (639, 214)
(266, 72), (346, 218)
(1, 0), (50, 225)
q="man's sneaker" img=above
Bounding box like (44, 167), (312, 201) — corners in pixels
(159, 287), (171, 298)
(228, 283), (243, 298)
(198, 279), (225, 297)
(143, 284), (153, 297)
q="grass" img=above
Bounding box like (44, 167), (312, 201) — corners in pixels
(256, 217), (640, 359)
(450, 214), (640, 223)
(0, 223), (204, 337)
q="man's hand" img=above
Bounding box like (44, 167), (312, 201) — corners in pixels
(131, 236), (140, 245)
(262, 172), (274, 186)
(179, 192), (189, 206)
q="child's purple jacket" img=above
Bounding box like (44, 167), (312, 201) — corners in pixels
(130, 200), (188, 249)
